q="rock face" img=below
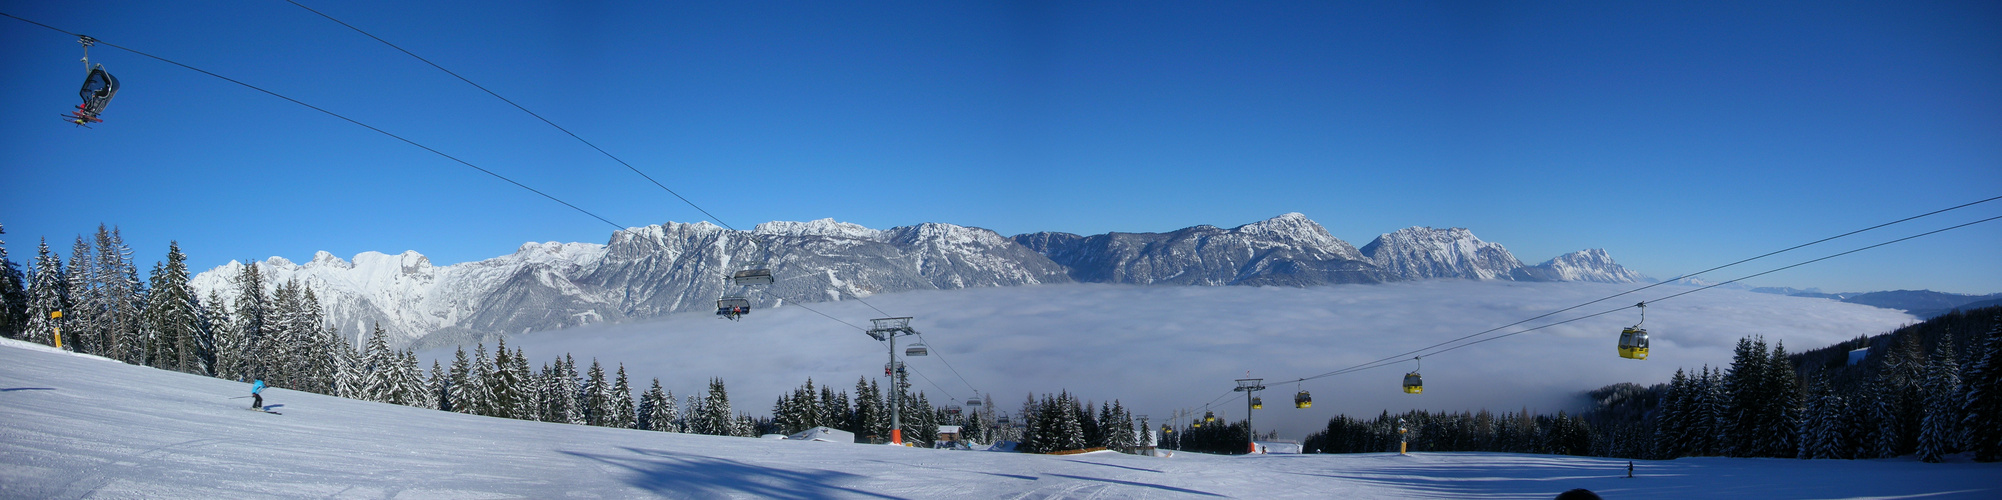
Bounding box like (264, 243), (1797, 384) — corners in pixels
(1511, 249), (1646, 283)
(191, 214), (1645, 347)
(1013, 213), (1385, 286)
(1360, 227), (1525, 281)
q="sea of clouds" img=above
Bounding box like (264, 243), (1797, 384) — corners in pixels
(424, 280), (1915, 438)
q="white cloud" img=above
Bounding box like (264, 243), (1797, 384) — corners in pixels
(428, 281), (1914, 438)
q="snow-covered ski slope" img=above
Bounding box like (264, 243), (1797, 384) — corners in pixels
(4, 339), (1996, 499)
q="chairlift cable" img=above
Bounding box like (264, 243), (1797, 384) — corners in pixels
(278, 2), (909, 323)
(1, 12), (625, 230)
(277, 0), (731, 232)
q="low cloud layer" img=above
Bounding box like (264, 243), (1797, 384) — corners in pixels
(427, 281), (1914, 438)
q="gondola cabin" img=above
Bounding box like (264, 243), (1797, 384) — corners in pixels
(715, 296), (751, 319)
(1203, 411), (1216, 423)
(1618, 327), (1650, 360)
(1402, 372), (1423, 394)
(1251, 397), (1263, 410)
(1294, 391), (1312, 409)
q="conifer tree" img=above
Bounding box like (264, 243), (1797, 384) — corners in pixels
(429, 360), (450, 411)
(583, 359), (609, 426)
(1720, 336), (1767, 457)
(95, 226), (143, 364)
(0, 224), (29, 340)
(559, 354), (584, 424)
(1962, 322), (2002, 462)
(611, 364), (637, 429)
(1766, 341), (1802, 458)
(65, 235), (99, 355)
(24, 239), (67, 347)
(140, 242), (204, 374)
(697, 377), (736, 436)
(359, 324), (395, 402)
(853, 377), (883, 439)
(230, 262), (270, 380)
(447, 346), (473, 413)
(489, 338), (524, 419)
(1918, 334), (1961, 463)
(640, 378), (680, 432)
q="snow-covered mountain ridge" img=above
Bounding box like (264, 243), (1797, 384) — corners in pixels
(191, 214), (1644, 347)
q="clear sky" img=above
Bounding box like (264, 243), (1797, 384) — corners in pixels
(3, 0), (1998, 294)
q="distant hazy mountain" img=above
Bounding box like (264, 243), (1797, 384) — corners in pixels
(1751, 289), (2002, 318)
(192, 214), (1646, 347)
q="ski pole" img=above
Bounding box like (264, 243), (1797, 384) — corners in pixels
(228, 396), (254, 399)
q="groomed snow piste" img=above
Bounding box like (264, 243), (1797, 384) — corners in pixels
(2, 338), (1996, 499)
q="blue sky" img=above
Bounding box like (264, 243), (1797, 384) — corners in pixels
(3, 0), (1998, 294)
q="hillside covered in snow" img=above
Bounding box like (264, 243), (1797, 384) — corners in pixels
(190, 214), (1646, 348)
(3, 337), (1995, 499)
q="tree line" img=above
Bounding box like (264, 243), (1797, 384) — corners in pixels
(0, 224), (1164, 451)
(1297, 307), (2002, 463)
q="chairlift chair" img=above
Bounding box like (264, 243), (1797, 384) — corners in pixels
(946, 405), (961, 416)
(905, 343), (929, 357)
(966, 397), (982, 407)
(730, 261), (774, 286)
(715, 296), (751, 320)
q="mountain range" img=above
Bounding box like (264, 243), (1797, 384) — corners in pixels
(189, 213), (1644, 348)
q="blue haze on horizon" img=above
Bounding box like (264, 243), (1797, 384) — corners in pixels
(3, 1), (1998, 294)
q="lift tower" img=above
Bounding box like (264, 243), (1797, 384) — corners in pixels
(866, 317), (920, 445)
(1235, 377), (1265, 454)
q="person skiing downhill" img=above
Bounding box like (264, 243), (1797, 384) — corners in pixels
(250, 379), (266, 411)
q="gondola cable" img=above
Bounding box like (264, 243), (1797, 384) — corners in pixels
(1, 12), (625, 231)
(1282, 195), (2002, 386)
(1296, 213), (2002, 384)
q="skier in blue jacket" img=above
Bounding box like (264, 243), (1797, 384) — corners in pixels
(250, 379), (266, 410)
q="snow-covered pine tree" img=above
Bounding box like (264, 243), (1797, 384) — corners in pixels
(95, 226), (144, 364)
(202, 289), (232, 377)
(509, 348), (532, 417)
(684, 393), (708, 435)
(467, 343), (497, 416)
(428, 360), (449, 411)
(0, 224), (28, 340)
(611, 364), (637, 429)
(64, 236), (99, 354)
(582, 359), (609, 426)
(399, 350), (432, 408)
(358, 324), (395, 402)
(853, 377), (882, 440)
(1963, 321), (2002, 462)
(140, 242), (203, 374)
(447, 346), (473, 413)
(534, 361), (564, 423)
(822, 386), (850, 435)
(1918, 333), (1962, 463)
(1054, 391), (1087, 452)
(559, 354), (584, 424)
(640, 378), (679, 432)
(489, 338), (524, 419)
(698, 377), (735, 436)
(23, 239), (66, 347)
(231, 262), (270, 380)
